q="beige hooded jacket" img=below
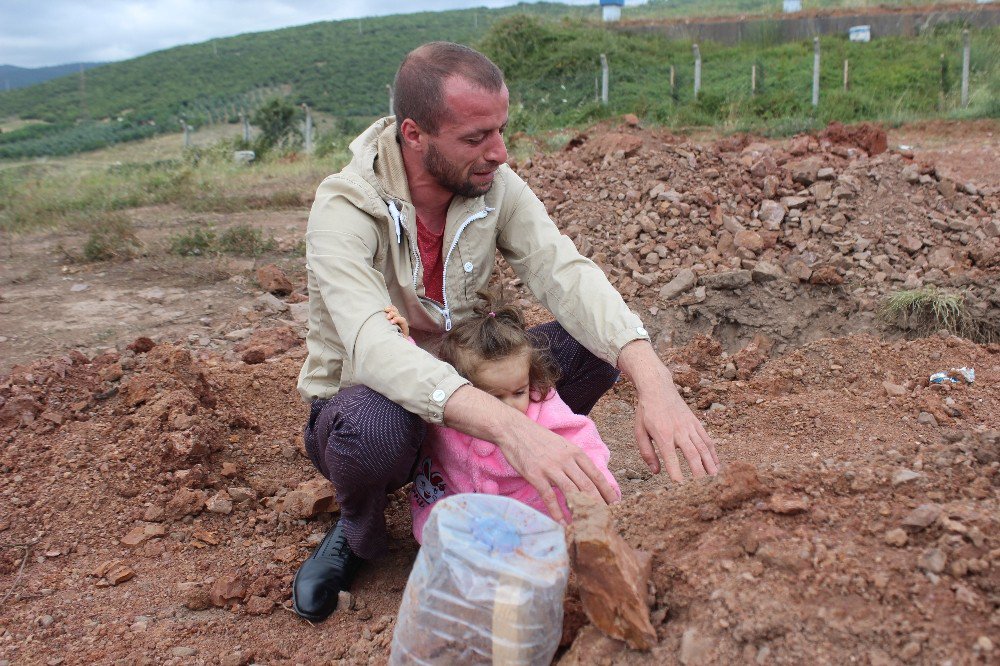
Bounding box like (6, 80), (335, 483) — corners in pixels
(297, 117), (649, 423)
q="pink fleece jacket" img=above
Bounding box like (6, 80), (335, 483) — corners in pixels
(410, 389), (621, 543)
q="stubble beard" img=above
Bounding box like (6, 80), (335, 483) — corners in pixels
(424, 141), (494, 198)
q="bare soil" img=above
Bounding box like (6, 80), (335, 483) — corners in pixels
(1, 119), (998, 665)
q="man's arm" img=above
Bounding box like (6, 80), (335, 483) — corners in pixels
(617, 339), (719, 480)
(443, 384), (619, 522)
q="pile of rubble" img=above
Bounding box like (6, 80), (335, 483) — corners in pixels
(513, 120), (999, 325)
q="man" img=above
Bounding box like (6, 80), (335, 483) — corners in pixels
(292, 42), (718, 622)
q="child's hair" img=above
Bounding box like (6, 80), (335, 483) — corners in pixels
(439, 291), (559, 402)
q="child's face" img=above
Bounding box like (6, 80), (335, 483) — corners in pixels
(469, 351), (532, 414)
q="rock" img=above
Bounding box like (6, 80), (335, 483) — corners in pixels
(206, 491), (234, 515)
(281, 478), (338, 519)
(808, 265), (843, 286)
(288, 301), (310, 324)
(93, 560), (135, 586)
(700, 270), (752, 291)
(927, 247), (955, 271)
(567, 492), (657, 651)
(917, 547), (946, 574)
(882, 381), (907, 397)
(817, 167), (836, 180)
(783, 257), (813, 282)
(659, 268), (697, 300)
(179, 582), (211, 610)
(210, 573), (246, 607)
(716, 462), (767, 509)
(734, 230), (764, 253)
(255, 264), (294, 296)
(224, 328), (253, 341)
(679, 627), (714, 664)
(120, 523), (166, 547)
(622, 113), (640, 127)
(902, 503), (941, 531)
(242, 349), (266, 365)
(758, 200), (786, 227)
(917, 411), (939, 426)
(751, 262), (784, 283)
(891, 469), (921, 486)
(245, 595), (274, 615)
(255, 292), (289, 315)
(127, 337), (156, 353)
(559, 625), (624, 665)
(70, 283), (90, 292)
(171, 647), (197, 658)
(780, 196), (809, 210)
(884, 528), (908, 547)
(766, 494), (809, 515)
(164, 488), (207, 520)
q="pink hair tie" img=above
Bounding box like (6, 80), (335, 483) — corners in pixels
(488, 311), (496, 318)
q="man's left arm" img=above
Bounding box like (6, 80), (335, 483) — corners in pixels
(617, 339), (719, 480)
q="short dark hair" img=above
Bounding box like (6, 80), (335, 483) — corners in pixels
(439, 291), (559, 403)
(393, 42), (504, 137)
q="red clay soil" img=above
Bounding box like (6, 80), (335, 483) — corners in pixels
(2, 119), (999, 664)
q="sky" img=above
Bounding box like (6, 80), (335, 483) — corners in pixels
(0, 0), (642, 68)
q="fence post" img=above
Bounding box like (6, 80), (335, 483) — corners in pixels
(751, 64), (757, 95)
(180, 120), (191, 149)
(240, 113), (251, 142)
(600, 54), (609, 105)
(812, 37), (820, 107)
(302, 104), (313, 154)
(940, 52), (948, 110)
(387, 84), (394, 116)
(843, 59), (849, 91)
(693, 44), (701, 98)
(961, 29), (970, 108)
(670, 65), (676, 99)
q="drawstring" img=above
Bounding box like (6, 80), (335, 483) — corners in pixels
(387, 200), (403, 244)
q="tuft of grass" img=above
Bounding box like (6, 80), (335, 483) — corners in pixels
(169, 226), (216, 256)
(217, 223), (275, 257)
(878, 286), (990, 340)
(81, 212), (142, 262)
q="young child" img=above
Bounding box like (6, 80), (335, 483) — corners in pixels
(384, 295), (621, 543)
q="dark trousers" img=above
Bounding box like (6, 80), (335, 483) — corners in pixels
(303, 322), (619, 559)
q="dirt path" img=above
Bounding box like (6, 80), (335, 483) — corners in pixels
(1, 119), (998, 664)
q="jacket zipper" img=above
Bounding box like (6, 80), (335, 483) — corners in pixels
(387, 201), (492, 332)
(441, 208), (492, 331)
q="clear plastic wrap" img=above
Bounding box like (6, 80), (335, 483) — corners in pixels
(390, 494), (569, 665)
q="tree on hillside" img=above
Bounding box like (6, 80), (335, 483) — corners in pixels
(251, 97), (300, 154)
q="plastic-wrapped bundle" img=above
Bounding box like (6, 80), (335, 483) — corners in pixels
(390, 494), (568, 665)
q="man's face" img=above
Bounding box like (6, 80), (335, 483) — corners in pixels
(421, 76), (509, 198)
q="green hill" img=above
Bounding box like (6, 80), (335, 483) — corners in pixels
(0, 1), (994, 158)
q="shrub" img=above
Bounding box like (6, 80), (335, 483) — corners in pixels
(82, 213), (141, 262)
(217, 223), (275, 257)
(169, 227), (216, 256)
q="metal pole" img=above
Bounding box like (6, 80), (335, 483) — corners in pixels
(693, 44), (701, 98)
(751, 64), (757, 94)
(961, 29), (970, 108)
(812, 37), (820, 107)
(387, 84), (394, 116)
(843, 59), (849, 91)
(600, 54), (609, 106)
(302, 104), (313, 154)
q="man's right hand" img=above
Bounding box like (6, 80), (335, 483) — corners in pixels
(443, 384), (617, 522)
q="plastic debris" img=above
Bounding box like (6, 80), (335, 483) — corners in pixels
(929, 367), (975, 384)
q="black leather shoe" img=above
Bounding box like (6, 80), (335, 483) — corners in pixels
(292, 521), (364, 622)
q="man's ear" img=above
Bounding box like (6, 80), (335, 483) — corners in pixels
(398, 118), (425, 153)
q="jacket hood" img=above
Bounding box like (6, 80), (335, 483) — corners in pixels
(347, 116), (413, 207)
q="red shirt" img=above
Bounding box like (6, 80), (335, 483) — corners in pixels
(416, 215), (445, 304)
